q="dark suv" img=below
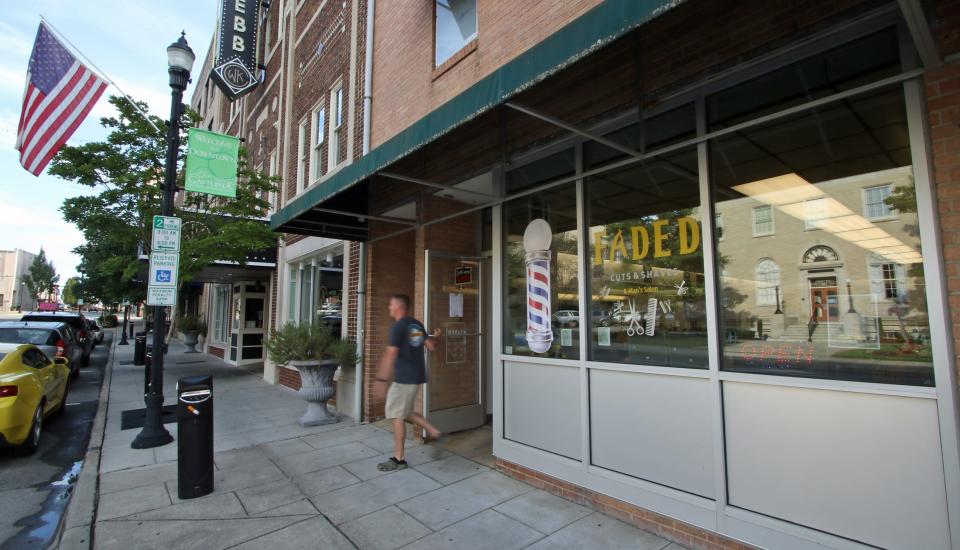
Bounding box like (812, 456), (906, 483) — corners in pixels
(20, 312), (92, 366)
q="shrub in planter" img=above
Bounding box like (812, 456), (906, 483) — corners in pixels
(266, 323), (358, 426)
(178, 315), (207, 353)
(100, 314), (119, 328)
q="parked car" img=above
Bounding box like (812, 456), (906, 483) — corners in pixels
(0, 322), (83, 379)
(20, 312), (92, 366)
(0, 343), (70, 454)
(84, 318), (103, 347)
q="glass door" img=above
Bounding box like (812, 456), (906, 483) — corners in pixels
(424, 250), (485, 434)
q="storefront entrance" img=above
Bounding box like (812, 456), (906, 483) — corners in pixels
(229, 282), (266, 365)
(423, 250), (488, 435)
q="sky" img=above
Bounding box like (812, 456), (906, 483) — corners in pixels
(0, 1), (218, 285)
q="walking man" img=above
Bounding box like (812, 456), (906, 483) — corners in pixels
(375, 294), (443, 471)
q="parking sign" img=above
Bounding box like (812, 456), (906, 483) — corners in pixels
(152, 215), (182, 252)
(148, 253), (179, 288)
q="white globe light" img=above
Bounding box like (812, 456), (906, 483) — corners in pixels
(523, 219), (553, 251)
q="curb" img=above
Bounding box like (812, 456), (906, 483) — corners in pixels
(54, 325), (120, 549)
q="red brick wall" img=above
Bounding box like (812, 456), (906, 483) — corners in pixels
(930, 0), (960, 380)
(497, 459), (756, 550)
(362, 225), (416, 420)
(370, 0), (603, 147)
(279, 365), (302, 390)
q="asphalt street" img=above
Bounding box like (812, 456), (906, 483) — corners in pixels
(0, 331), (110, 549)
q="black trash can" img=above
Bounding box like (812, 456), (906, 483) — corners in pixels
(133, 332), (147, 365)
(177, 375), (214, 500)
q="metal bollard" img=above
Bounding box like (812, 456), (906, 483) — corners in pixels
(177, 375), (214, 499)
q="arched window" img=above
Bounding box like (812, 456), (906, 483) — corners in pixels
(755, 259), (781, 306)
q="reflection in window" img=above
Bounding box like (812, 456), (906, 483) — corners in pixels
(755, 259), (780, 306)
(864, 185), (895, 220)
(503, 183), (579, 359)
(752, 205), (774, 236)
(710, 82), (933, 386)
(435, 0), (477, 66)
(586, 149), (707, 368)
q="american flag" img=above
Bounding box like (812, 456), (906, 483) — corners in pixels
(15, 23), (107, 176)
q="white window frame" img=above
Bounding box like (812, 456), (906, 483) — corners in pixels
(804, 197), (829, 230)
(863, 184), (896, 220)
(267, 150), (278, 214)
(311, 103), (326, 181)
(434, 0), (478, 66)
(296, 119), (308, 194)
(211, 285), (231, 344)
(755, 258), (781, 306)
(328, 84), (344, 169)
(751, 205), (774, 237)
(287, 266), (299, 322)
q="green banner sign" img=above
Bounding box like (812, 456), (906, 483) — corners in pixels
(184, 128), (239, 198)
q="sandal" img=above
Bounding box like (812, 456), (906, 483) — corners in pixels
(377, 456), (408, 471)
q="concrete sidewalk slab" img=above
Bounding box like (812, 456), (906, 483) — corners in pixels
(81, 336), (682, 549)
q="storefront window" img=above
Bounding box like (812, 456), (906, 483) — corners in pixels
(586, 148), (707, 368)
(710, 81), (933, 386)
(299, 267), (313, 326)
(503, 182), (580, 359)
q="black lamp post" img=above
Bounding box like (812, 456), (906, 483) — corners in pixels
(774, 285), (783, 314)
(119, 300), (130, 345)
(132, 33), (195, 450)
(846, 278), (856, 314)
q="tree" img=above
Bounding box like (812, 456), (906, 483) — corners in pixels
(62, 277), (80, 307)
(49, 95), (278, 337)
(22, 248), (60, 302)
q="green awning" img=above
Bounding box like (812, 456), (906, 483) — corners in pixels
(271, 0), (684, 233)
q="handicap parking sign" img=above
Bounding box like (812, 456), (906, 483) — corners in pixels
(155, 269), (172, 283)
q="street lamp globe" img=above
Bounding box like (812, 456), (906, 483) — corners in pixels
(167, 32), (195, 72)
(166, 32), (195, 90)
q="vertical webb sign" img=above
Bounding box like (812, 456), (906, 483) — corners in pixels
(211, 0), (261, 99)
(184, 128), (240, 198)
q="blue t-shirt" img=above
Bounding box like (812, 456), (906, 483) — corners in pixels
(390, 317), (428, 384)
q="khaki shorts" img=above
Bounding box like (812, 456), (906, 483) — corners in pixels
(385, 383), (420, 419)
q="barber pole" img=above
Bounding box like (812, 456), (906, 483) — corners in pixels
(523, 219), (553, 354)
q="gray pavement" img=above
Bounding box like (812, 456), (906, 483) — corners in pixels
(64, 331), (681, 549)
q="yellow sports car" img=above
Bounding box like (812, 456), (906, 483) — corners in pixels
(0, 343), (70, 454)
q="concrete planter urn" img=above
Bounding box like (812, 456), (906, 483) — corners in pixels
(289, 359), (339, 426)
(183, 330), (200, 353)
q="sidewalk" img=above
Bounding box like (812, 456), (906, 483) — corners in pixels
(68, 332), (683, 549)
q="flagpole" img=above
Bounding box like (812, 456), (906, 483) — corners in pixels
(38, 15), (164, 135)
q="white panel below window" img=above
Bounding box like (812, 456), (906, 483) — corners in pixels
(724, 381), (949, 549)
(590, 370), (714, 498)
(504, 361), (581, 460)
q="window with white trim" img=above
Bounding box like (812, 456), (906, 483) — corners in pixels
(268, 150), (278, 214)
(755, 259), (780, 306)
(329, 85), (343, 168)
(869, 257), (907, 300)
(715, 213), (724, 241)
(864, 184), (895, 220)
(311, 105), (326, 180)
(287, 267), (298, 322)
(212, 285), (231, 343)
(435, 0), (477, 66)
(296, 120), (308, 193)
(752, 205), (774, 236)
(804, 197), (829, 230)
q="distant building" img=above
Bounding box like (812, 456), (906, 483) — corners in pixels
(0, 249), (38, 312)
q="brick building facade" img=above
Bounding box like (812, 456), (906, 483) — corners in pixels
(193, 0), (960, 548)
